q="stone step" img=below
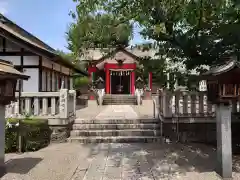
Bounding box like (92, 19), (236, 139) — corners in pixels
(102, 103), (136, 105)
(104, 97), (133, 98)
(74, 119), (159, 124)
(68, 136), (161, 143)
(104, 95), (136, 97)
(103, 95), (137, 105)
(70, 129), (160, 137)
(72, 123), (160, 130)
(103, 101), (137, 105)
(103, 100), (136, 102)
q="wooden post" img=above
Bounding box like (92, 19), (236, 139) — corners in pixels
(216, 103), (232, 179)
(105, 69), (110, 94)
(131, 71), (135, 95)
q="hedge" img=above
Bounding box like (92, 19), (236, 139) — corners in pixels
(5, 118), (52, 153)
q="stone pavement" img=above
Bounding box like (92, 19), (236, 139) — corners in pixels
(75, 104), (107, 120)
(76, 101), (155, 121)
(95, 105), (138, 120)
(3, 142), (240, 180)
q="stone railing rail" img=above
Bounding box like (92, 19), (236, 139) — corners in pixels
(158, 90), (240, 123)
(5, 89), (76, 125)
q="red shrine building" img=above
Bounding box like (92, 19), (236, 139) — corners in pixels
(86, 47), (154, 95)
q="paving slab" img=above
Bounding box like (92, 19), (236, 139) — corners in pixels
(4, 142), (240, 180)
(95, 105), (138, 120)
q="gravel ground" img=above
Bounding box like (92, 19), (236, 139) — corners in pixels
(3, 142), (240, 180)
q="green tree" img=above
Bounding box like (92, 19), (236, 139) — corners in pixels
(73, 0), (240, 72)
(66, 13), (133, 57)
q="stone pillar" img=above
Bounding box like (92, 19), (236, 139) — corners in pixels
(216, 103), (232, 179)
(105, 69), (110, 94)
(69, 90), (76, 116)
(59, 89), (69, 119)
(131, 71), (135, 95)
(174, 74), (178, 90)
(167, 73), (170, 89)
(69, 77), (73, 90)
(0, 106), (5, 176)
(162, 90), (172, 117)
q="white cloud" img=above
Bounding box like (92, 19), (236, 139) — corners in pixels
(0, 1), (8, 15)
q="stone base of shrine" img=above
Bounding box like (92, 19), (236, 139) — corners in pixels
(162, 122), (240, 152)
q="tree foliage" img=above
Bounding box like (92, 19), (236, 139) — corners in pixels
(72, 0), (240, 71)
(66, 12), (133, 57)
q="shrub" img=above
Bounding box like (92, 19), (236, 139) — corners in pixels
(5, 118), (52, 153)
(74, 76), (89, 88)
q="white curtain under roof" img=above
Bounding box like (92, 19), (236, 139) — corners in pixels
(110, 69), (133, 71)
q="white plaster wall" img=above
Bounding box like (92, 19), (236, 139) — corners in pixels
(0, 56), (21, 65)
(23, 56), (39, 65)
(22, 68), (39, 92)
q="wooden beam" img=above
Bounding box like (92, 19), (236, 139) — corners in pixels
(0, 51), (36, 56)
(14, 65), (39, 68)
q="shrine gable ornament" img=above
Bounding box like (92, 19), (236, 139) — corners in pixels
(200, 59), (240, 104)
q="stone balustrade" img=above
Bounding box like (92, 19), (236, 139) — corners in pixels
(5, 89), (76, 125)
(158, 90), (240, 122)
(157, 90), (240, 144)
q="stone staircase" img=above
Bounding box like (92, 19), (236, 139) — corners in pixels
(103, 94), (137, 105)
(68, 118), (161, 143)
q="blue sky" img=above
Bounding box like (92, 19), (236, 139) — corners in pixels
(0, 0), (145, 52)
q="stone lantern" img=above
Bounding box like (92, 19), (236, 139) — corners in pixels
(200, 59), (240, 179)
(0, 59), (29, 176)
(202, 60), (240, 104)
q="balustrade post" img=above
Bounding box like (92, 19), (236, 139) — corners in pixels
(69, 90), (76, 115)
(14, 100), (19, 117)
(162, 90), (172, 117)
(59, 89), (69, 119)
(33, 98), (40, 116)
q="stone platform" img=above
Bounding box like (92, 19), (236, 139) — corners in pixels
(70, 102), (159, 143)
(3, 143), (240, 180)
